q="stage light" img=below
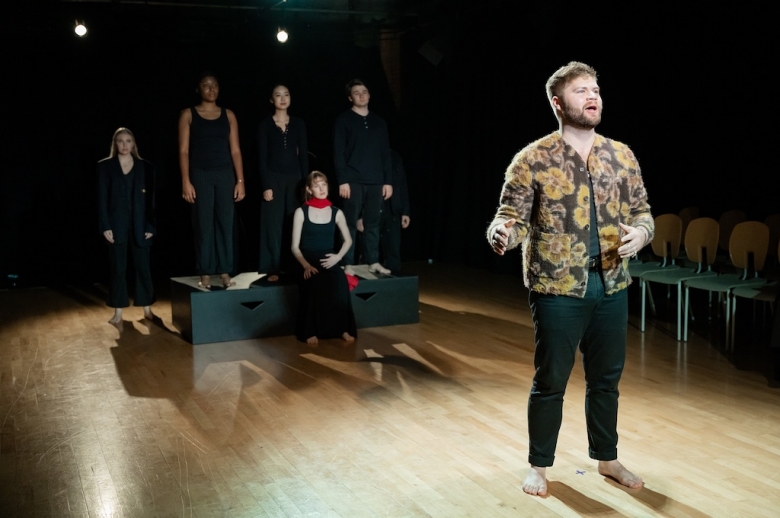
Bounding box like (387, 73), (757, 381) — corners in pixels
(277, 28), (288, 43)
(75, 21), (87, 37)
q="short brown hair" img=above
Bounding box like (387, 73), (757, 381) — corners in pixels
(545, 61), (598, 102)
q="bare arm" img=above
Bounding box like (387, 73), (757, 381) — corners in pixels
(227, 109), (246, 202)
(178, 109), (196, 203)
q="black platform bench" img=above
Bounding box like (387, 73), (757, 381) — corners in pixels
(170, 270), (419, 344)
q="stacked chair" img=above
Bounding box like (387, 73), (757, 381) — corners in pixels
(683, 221), (770, 350)
(640, 217), (719, 340)
(730, 240), (780, 347)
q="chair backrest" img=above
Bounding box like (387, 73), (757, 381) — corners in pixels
(729, 221), (769, 273)
(650, 214), (683, 259)
(678, 206), (700, 244)
(718, 209), (747, 251)
(764, 213), (780, 261)
(684, 217), (719, 266)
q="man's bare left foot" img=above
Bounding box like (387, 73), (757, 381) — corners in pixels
(598, 460), (643, 489)
(522, 466), (547, 496)
(342, 332), (355, 343)
(108, 308), (123, 324)
(306, 336), (318, 346)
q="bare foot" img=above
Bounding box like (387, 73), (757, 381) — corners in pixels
(598, 460), (643, 489)
(368, 262), (391, 275)
(306, 336), (319, 347)
(344, 265), (355, 276)
(342, 332), (355, 342)
(522, 466), (547, 496)
(108, 308), (123, 324)
(143, 306), (154, 320)
(220, 273), (236, 288)
(267, 274), (279, 282)
(198, 275), (211, 289)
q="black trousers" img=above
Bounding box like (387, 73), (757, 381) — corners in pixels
(527, 271), (627, 467)
(190, 167), (235, 275)
(259, 174), (300, 274)
(107, 239), (154, 308)
(341, 183), (382, 265)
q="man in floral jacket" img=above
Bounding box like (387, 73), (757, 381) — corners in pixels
(488, 61), (654, 496)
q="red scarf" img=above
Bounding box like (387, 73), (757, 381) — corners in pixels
(305, 198), (332, 208)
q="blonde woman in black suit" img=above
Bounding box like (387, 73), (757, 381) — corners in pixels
(97, 127), (155, 324)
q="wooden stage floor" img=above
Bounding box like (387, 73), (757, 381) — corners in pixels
(1, 262), (779, 517)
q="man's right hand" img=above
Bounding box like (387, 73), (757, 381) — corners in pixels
(339, 183), (350, 199)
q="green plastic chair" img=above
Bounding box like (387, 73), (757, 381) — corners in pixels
(684, 221), (770, 349)
(641, 217), (719, 340)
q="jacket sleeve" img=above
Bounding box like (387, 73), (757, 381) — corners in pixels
(97, 162), (111, 235)
(486, 152), (535, 250)
(144, 161), (156, 236)
(624, 150), (654, 242)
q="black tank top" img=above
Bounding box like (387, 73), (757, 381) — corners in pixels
(189, 107), (233, 170)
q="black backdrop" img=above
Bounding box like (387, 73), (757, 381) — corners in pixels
(2, 2), (774, 289)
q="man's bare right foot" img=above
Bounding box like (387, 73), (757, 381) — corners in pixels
(342, 332), (355, 343)
(598, 460), (643, 489)
(522, 466), (547, 496)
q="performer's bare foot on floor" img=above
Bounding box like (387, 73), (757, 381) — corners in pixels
(108, 308), (123, 325)
(342, 332), (355, 343)
(344, 265), (355, 276)
(198, 275), (211, 289)
(143, 306), (154, 320)
(267, 274), (279, 282)
(306, 336), (318, 346)
(220, 274), (236, 288)
(598, 460), (643, 489)
(522, 466), (547, 496)
(368, 262), (391, 275)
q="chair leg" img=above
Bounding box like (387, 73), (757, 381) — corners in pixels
(684, 285), (690, 341)
(641, 280), (646, 332)
(676, 283), (682, 341)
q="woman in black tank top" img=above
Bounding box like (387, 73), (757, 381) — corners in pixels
(178, 72), (246, 289)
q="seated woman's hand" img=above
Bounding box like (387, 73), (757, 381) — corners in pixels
(320, 254), (340, 269)
(303, 265), (318, 279)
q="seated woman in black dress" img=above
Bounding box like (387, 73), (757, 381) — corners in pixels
(291, 171), (356, 346)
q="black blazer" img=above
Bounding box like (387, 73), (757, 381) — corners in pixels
(97, 156), (156, 246)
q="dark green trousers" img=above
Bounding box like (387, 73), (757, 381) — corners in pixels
(527, 271), (628, 467)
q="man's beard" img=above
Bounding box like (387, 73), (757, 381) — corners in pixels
(562, 102), (601, 130)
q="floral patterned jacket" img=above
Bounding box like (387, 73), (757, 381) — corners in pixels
(487, 131), (654, 298)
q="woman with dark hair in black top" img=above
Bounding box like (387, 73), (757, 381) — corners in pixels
(258, 84), (309, 281)
(178, 72), (246, 289)
(97, 127), (156, 324)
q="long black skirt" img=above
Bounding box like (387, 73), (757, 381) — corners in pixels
(296, 249), (357, 342)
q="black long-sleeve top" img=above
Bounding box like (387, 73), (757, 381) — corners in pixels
(333, 109), (392, 186)
(257, 115), (309, 191)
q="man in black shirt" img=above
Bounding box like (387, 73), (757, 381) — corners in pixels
(333, 79), (393, 275)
